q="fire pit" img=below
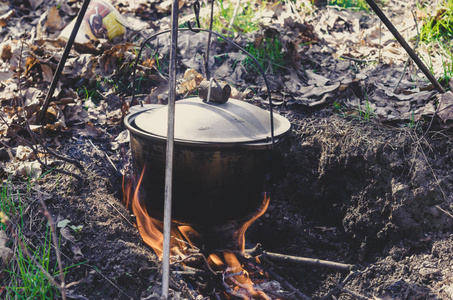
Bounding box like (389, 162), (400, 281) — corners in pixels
(124, 97), (291, 234)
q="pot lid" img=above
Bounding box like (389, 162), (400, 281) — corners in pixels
(132, 97), (291, 144)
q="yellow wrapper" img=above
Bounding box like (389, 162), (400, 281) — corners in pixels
(60, 0), (126, 43)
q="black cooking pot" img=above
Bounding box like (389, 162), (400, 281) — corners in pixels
(125, 97), (291, 226)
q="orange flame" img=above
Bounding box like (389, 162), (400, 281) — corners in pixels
(123, 166), (197, 258)
(234, 194), (270, 252)
(223, 251), (272, 300)
(123, 166), (273, 298)
(207, 253), (225, 271)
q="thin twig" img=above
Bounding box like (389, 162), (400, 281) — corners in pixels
(436, 205), (453, 219)
(321, 271), (359, 300)
(89, 265), (133, 299)
(378, 20), (382, 64)
(0, 37), (84, 184)
(409, 133), (448, 202)
(340, 56), (377, 64)
(104, 197), (135, 227)
(35, 134), (83, 170)
(333, 281), (372, 300)
(173, 270), (216, 277)
(227, 276), (272, 300)
(11, 228), (61, 288)
(87, 139), (117, 172)
(227, 0), (241, 33)
(9, 221), (81, 299)
(181, 253), (217, 275)
(261, 257), (311, 300)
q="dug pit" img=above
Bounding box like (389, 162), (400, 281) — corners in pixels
(247, 111), (453, 299)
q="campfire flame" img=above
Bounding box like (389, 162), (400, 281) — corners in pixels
(123, 165), (272, 298)
(209, 252), (272, 299)
(234, 194), (270, 252)
(122, 166), (197, 258)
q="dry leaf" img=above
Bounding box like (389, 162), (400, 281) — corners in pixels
(14, 161), (42, 179)
(16, 145), (36, 161)
(437, 91), (453, 123)
(1, 43), (12, 60)
(25, 56), (38, 76)
(156, 0), (186, 13)
(64, 104), (89, 124)
(178, 69), (204, 94)
(306, 70), (330, 86)
(45, 6), (63, 31)
(98, 43), (134, 77)
(298, 82), (340, 98)
(0, 9), (14, 27)
(40, 63), (54, 82)
(60, 227), (84, 261)
(28, 0), (44, 10)
(413, 102), (436, 121)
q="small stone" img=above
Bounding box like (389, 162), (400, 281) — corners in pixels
(0, 230), (13, 265)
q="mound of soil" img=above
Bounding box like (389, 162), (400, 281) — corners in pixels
(251, 112), (453, 299)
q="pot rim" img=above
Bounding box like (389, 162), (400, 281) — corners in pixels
(125, 103), (290, 150)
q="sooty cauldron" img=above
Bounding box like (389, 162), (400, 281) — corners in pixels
(124, 97), (291, 226)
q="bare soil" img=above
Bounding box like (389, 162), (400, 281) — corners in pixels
(25, 101), (453, 300)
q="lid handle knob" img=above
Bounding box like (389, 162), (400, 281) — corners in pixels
(198, 79), (231, 104)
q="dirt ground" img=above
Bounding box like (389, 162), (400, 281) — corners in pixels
(28, 90), (453, 300)
(1, 0), (453, 299)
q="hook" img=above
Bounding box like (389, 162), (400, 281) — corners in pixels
(187, 21), (200, 33)
(187, 0), (201, 33)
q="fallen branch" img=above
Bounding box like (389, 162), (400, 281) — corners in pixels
(263, 251), (356, 273)
(180, 252), (217, 275)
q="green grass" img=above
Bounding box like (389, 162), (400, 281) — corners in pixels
(1, 184), (18, 231)
(328, 0), (369, 11)
(4, 228), (59, 299)
(0, 181), (67, 299)
(243, 36), (287, 73)
(420, 0), (453, 43)
(412, 0), (453, 90)
(440, 44), (453, 85)
(357, 95), (375, 121)
(204, 0), (263, 34)
(418, 40), (453, 90)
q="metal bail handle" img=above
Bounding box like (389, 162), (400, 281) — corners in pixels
(131, 28), (276, 148)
